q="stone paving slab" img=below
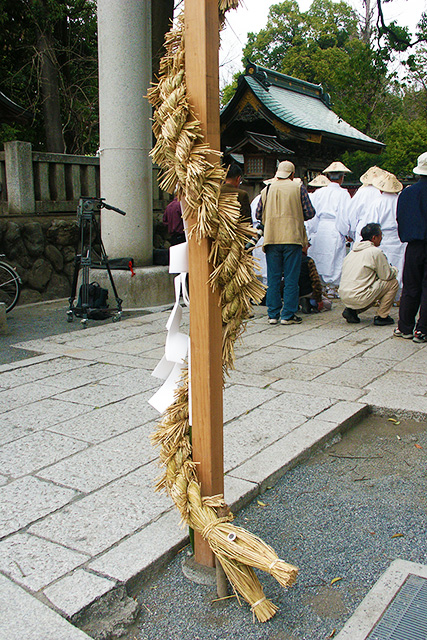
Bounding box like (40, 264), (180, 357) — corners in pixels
(37, 423), (157, 493)
(0, 476), (78, 538)
(0, 300), (426, 638)
(0, 532), (89, 592)
(28, 463), (172, 556)
(0, 573), (91, 640)
(46, 393), (158, 442)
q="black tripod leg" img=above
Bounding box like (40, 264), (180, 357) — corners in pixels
(67, 255), (82, 321)
(96, 228), (123, 313)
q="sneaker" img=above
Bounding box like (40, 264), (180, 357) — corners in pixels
(268, 317), (278, 325)
(342, 307), (360, 324)
(413, 331), (427, 343)
(373, 315), (395, 326)
(393, 328), (413, 339)
(281, 314), (302, 325)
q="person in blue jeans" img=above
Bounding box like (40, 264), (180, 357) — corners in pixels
(256, 161), (315, 324)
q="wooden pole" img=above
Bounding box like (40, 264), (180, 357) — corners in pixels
(184, 0), (224, 568)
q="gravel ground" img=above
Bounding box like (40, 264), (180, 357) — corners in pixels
(128, 414), (427, 640)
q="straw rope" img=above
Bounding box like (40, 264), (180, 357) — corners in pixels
(148, 1), (298, 622)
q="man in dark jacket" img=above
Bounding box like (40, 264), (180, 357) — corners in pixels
(220, 163), (252, 225)
(394, 152), (427, 342)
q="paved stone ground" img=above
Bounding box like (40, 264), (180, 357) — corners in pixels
(0, 298), (426, 639)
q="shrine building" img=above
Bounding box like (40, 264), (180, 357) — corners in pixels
(220, 62), (384, 196)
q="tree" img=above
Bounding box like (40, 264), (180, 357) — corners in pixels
(0, 0), (99, 154)
(0, 0), (174, 154)
(242, 0), (393, 137)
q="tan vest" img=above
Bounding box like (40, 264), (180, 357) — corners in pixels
(261, 179), (306, 247)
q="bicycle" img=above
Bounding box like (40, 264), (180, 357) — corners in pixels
(0, 255), (21, 312)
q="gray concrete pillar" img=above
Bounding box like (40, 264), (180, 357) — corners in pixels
(97, 0), (153, 266)
(4, 141), (35, 214)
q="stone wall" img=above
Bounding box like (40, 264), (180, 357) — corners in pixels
(0, 216), (79, 305)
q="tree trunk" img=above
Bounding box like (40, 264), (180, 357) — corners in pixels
(362, 0), (372, 44)
(152, 0), (174, 78)
(38, 31), (65, 153)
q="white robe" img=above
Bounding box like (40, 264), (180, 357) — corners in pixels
(357, 192), (406, 288)
(307, 183), (351, 286)
(250, 195), (267, 284)
(348, 184), (380, 240)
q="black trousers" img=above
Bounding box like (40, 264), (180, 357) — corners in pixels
(398, 240), (427, 334)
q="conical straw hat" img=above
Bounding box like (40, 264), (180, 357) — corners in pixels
(359, 166), (387, 185)
(372, 172), (403, 193)
(322, 161), (351, 174)
(308, 174), (330, 187)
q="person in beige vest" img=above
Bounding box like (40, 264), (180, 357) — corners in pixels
(255, 161), (315, 324)
(338, 222), (398, 325)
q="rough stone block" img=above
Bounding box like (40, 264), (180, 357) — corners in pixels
(44, 569), (115, 618)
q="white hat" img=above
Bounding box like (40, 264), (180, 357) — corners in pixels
(372, 172), (403, 193)
(413, 152), (427, 176)
(322, 161), (351, 174)
(275, 161), (295, 179)
(263, 177), (277, 185)
(308, 174), (330, 187)
(359, 166), (387, 186)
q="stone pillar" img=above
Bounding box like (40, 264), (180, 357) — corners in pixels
(4, 141), (35, 214)
(97, 0), (152, 265)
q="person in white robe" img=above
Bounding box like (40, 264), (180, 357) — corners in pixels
(348, 166), (386, 241)
(250, 193), (267, 285)
(307, 161), (352, 287)
(358, 172), (406, 291)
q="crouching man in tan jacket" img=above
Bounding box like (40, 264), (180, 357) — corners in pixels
(338, 223), (399, 325)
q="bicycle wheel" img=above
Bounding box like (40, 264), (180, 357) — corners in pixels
(0, 262), (21, 312)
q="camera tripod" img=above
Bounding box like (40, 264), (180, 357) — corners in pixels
(67, 197), (126, 327)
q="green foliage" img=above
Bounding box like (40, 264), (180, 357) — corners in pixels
(342, 117), (427, 181)
(0, 0), (99, 154)
(382, 116), (427, 177)
(340, 150), (383, 180)
(221, 73), (240, 106)
(242, 0), (395, 136)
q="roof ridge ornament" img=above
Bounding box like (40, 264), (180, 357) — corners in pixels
(245, 61), (271, 90)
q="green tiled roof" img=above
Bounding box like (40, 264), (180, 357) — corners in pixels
(246, 75), (381, 147)
(222, 63), (384, 152)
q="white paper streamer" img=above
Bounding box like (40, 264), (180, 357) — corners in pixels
(148, 250), (190, 415)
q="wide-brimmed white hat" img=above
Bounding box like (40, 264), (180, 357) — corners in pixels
(322, 161), (351, 174)
(413, 152), (427, 175)
(372, 172), (403, 193)
(359, 166), (387, 186)
(275, 160), (295, 179)
(308, 174), (330, 187)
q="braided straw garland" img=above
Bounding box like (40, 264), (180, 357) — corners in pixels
(148, 1), (298, 623)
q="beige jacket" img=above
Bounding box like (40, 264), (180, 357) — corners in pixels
(338, 241), (398, 309)
(261, 179), (306, 248)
